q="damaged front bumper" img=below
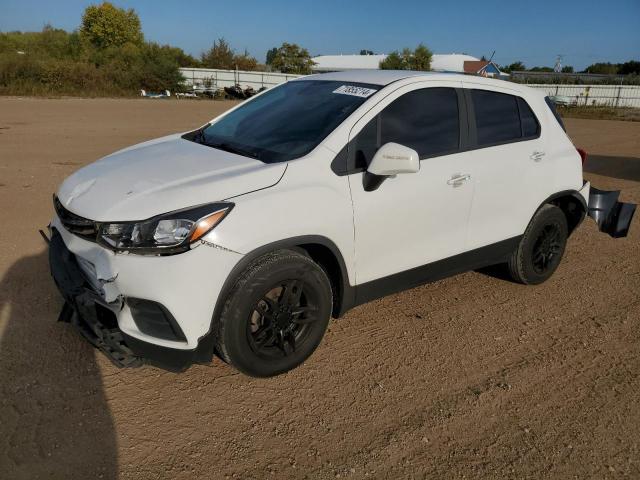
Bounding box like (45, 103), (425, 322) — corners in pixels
(48, 228), (216, 371)
(587, 184), (636, 238)
(48, 229), (142, 368)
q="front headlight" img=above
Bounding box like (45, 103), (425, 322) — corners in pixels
(98, 202), (233, 255)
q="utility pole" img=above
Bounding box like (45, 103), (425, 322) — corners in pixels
(554, 54), (564, 73)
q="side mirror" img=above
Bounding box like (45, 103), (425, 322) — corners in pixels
(364, 142), (419, 191)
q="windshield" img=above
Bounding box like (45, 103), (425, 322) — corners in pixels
(193, 80), (380, 163)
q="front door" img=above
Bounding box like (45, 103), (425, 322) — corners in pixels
(347, 83), (475, 286)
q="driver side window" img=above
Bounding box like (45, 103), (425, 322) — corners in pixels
(352, 87), (460, 170)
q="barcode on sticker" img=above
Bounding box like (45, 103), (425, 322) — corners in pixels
(333, 85), (377, 98)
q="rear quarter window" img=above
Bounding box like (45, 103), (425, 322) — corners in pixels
(517, 97), (540, 137)
(545, 96), (566, 131)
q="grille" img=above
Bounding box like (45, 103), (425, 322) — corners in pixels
(54, 196), (98, 241)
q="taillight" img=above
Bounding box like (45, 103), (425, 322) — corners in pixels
(576, 147), (587, 165)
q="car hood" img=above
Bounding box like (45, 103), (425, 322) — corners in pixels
(56, 134), (287, 221)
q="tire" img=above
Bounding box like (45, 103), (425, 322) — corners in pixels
(507, 204), (568, 285)
(213, 249), (332, 377)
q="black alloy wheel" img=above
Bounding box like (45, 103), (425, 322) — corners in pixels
(531, 223), (563, 274)
(507, 204), (569, 285)
(214, 249), (332, 377)
(247, 279), (321, 358)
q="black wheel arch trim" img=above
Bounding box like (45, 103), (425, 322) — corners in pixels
(534, 188), (588, 235)
(209, 235), (354, 332)
(544, 188), (587, 211)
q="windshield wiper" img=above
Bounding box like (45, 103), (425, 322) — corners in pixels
(206, 142), (260, 159)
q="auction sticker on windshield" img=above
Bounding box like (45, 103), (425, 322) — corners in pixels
(332, 85), (377, 98)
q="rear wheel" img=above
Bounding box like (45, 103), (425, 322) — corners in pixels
(507, 204), (568, 285)
(214, 250), (332, 377)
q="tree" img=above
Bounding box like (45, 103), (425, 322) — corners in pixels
(412, 44), (432, 71)
(379, 51), (403, 69)
(379, 44), (432, 71)
(201, 38), (258, 71)
(561, 65), (574, 73)
(529, 66), (554, 72)
(80, 2), (142, 49)
(234, 49), (258, 71)
(138, 42), (186, 90)
(504, 61), (526, 72)
(269, 42), (314, 74)
(618, 60), (640, 75)
(201, 38), (234, 69)
(583, 62), (618, 74)
(265, 47), (278, 65)
(360, 49), (374, 55)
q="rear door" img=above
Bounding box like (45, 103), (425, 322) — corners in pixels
(461, 84), (547, 250)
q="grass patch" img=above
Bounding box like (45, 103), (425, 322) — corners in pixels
(558, 106), (640, 122)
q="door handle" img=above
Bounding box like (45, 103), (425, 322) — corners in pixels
(447, 173), (471, 187)
(530, 151), (546, 162)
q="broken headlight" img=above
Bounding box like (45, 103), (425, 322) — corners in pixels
(98, 203), (233, 255)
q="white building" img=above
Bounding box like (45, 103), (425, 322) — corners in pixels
(311, 54), (388, 72)
(311, 53), (505, 77)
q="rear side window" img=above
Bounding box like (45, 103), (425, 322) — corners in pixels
(545, 96), (566, 131)
(472, 90), (541, 146)
(353, 87), (460, 166)
(472, 90), (521, 145)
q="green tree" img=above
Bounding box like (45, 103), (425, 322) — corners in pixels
(380, 44), (432, 71)
(80, 2), (143, 49)
(201, 38), (234, 69)
(529, 66), (554, 72)
(379, 51), (403, 69)
(234, 49), (258, 71)
(618, 60), (640, 75)
(583, 62), (618, 74)
(201, 38), (258, 70)
(561, 65), (574, 73)
(412, 44), (432, 70)
(504, 61), (526, 72)
(139, 42), (185, 90)
(269, 42), (314, 74)
(162, 46), (199, 67)
(265, 47), (278, 65)
(360, 49), (374, 55)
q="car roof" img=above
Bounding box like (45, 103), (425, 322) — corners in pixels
(296, 69), (469, 86)
(294, 70), (545, 98)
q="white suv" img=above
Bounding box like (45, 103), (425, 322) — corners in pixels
(48, 71), (635, 377)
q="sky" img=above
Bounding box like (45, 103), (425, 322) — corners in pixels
(1, 0), (639, 70)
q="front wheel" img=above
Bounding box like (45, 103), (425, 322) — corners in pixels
(214, 250), (332, 377)
(507, 204), (568, 285)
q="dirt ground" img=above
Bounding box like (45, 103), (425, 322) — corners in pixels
(0, 97), (639, 480)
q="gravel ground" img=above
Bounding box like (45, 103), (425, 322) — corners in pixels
(0, 97), (638, 480)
